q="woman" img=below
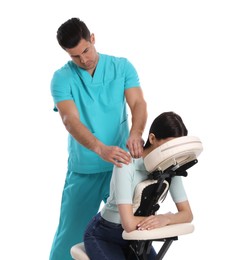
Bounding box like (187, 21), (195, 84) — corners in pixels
(83, 111), (193, 260)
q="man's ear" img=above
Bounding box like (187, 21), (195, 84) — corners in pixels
(90, 33), (95, 44)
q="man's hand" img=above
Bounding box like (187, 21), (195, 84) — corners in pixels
(126, 135), (144, 158)
(97, 144), (131, 167)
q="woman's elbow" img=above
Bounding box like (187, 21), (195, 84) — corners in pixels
(190, 212), (194, 222)
(122, 223), (137, 233)
(186, 211), (193, 223)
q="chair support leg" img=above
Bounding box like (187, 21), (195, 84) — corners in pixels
(156, 238), (175, 260)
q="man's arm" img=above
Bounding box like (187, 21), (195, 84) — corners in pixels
(125, 87), (148, 158)
(56, 100), (131, 167)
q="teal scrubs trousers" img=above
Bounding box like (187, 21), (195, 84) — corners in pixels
(49, 170), (112, 260)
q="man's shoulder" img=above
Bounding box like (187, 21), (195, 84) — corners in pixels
(100, 53), (128, 63)
(53, 61), (75, 78)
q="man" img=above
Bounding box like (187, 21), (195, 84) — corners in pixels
(49, 17), (147, 259)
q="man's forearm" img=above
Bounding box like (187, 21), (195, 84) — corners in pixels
(130, 101), (148, 137)
(63, 115), (102, 152)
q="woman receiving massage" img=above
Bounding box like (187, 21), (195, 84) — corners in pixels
(83, 111), (193, 260)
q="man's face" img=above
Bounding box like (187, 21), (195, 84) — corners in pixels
(65, 34), (98, 73)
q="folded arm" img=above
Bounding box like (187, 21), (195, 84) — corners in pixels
(118, 200), (193, 233)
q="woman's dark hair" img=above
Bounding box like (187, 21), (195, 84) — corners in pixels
(56, 18), (91, 49)
(144, 111), (188, 149)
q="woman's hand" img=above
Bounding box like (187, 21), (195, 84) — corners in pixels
(136, 213), (172, 230)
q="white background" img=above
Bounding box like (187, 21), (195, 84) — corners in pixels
(1, 0), (237, 259)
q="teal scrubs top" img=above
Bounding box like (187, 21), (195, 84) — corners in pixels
(50, 53), (140, 173)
